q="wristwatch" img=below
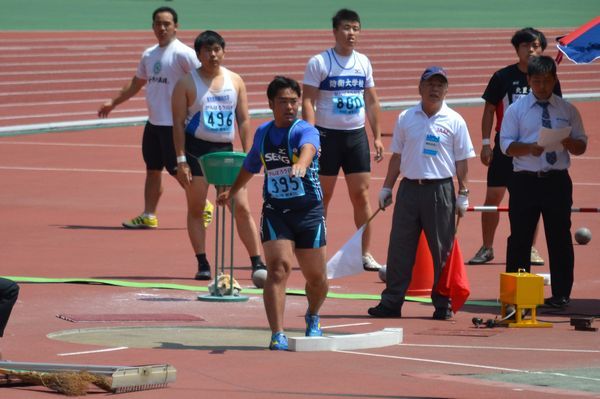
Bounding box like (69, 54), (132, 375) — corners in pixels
(458, 188), (469, 196)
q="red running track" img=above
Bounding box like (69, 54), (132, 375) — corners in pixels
(1, 102), (599, 399)
(1, 28), (600, 128)
(1, 28), (600, 398)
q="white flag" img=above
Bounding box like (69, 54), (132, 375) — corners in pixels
(326, 225), (365, 279)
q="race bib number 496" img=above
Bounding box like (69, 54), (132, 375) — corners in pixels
(202, 106), (234, 133)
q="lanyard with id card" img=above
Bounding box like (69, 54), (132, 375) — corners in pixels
(422, 133), (440, 157)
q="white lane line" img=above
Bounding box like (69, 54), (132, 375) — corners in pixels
(0, 141), (138, 148)
(400, 343), (600, 353)
(0, 166), (143, 174)
(0, 68), (593, 86)
(0, 165), (266, 178)
(1, 143), (598, 162)
(336, 350), (600, 382)
(369, 176), (600, 186)
(337, 349), (525, 372)
(0, 109), (146, 122)
(321, 322), (372, 330)
(376, 150), (600, 161)
(57, 346), (128, 357)
(1, 165), (599, 187)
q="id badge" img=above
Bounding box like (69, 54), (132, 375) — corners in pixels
(422, 134), (440, 157)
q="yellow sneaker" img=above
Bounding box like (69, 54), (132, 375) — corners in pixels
(122, 214), (158, 229)
(203, 200), (214, 228)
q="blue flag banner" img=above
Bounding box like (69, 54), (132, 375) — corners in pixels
(557, 16), (600, 64)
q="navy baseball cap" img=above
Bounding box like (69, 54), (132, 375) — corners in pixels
(421, 66), (448, 82)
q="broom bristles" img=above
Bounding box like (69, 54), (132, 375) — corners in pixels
(0, 368), (112, 396)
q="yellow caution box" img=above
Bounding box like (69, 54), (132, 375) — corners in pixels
(500, 270), (544, 306)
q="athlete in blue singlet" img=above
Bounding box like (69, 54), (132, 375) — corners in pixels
(218, 76), (328, 351)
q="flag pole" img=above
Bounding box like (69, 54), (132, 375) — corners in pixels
(365, 207), (382, 227)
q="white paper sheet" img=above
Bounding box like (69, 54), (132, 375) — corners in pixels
(538, 126), (571, 152)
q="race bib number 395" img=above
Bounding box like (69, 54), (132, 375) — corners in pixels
(267, 167), (305, 199)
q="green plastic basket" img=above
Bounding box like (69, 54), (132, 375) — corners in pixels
(199, 151), (247, 186)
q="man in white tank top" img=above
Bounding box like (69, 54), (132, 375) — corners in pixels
(172, 31), (265, 282)
(302, 9), (384, 272)
(97, 7), (212, 230)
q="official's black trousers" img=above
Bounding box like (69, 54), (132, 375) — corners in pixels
(0, 278), (19, 337)
(381, 178), (455, 311)
(506, 170), (574, 299)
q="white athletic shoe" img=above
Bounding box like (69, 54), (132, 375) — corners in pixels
(362, 253), (382, 271)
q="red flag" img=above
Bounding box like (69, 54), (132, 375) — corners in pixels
(436, 238), (470, 313)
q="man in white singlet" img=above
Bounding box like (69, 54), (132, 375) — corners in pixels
(172, 30), (265, 281)
(302, 8), (384, 272)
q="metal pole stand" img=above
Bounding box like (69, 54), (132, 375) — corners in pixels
(196, 152), (249, 303)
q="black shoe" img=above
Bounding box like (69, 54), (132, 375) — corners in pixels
(368, 303), (401, 318)
(433, 308), (453, 320)
(544, 296), (570, 308)
(195, 263), (211, 281)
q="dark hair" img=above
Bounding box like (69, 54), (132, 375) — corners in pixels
(152, 7), (178, 24)
(194, 30), (226, 52)
(527, 55), (557, 77)
(332, 8), (360, 29)
(511, 27), (547, 51)
(267, 76), (301, 101)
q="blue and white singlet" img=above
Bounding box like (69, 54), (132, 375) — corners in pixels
(185, 67), (237, 143)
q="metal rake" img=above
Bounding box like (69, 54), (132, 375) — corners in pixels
(0, 361), (176, 394)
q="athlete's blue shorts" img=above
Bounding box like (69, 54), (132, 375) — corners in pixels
(260, 203), (326, 249)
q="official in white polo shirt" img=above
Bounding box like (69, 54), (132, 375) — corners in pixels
(369, 66), (475, 320)
(500, 55), (587, 309)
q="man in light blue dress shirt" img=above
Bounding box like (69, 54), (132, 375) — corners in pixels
(500, 55), (587, 308)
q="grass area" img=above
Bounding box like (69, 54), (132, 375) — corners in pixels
(1, 0), (598, 30)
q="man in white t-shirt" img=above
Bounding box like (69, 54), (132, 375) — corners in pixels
(302, 9), (384, 272)
(98, 7), (212, 230)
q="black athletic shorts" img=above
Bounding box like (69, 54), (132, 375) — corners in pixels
(142, 122), (177, 175)
(317, 126), (371, 175)
(487, 132), (514, 187)
(184, 135), (233, 177)
(260, 203), (326, 249)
